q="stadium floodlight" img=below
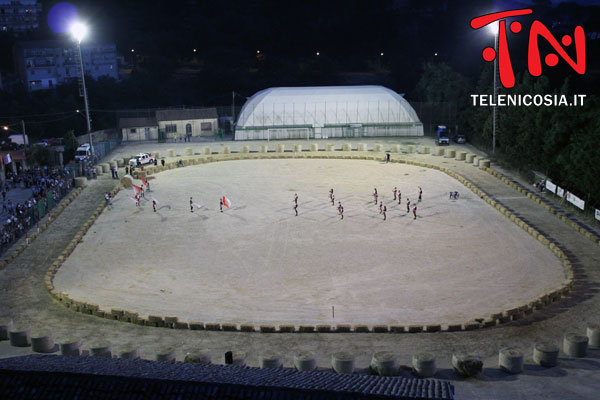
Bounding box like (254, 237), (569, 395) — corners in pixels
(490, 22), (498, 154)
(69, 21), (93, 156)
(70, 21), (88, 43)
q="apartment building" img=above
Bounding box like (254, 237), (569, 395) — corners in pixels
(13, 39), (119, 91)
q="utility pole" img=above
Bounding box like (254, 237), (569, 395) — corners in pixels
(232, 91), (235, 133)
(21, 120), (28, 150)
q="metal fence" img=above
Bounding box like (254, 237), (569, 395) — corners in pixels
(0, 175), (74, 257)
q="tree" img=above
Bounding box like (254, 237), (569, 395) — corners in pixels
(29, 145), (54, 167)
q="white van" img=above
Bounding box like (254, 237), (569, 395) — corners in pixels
(75, 144), (92, 161)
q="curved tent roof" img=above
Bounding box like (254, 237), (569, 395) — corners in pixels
(236, 86), (420, 128)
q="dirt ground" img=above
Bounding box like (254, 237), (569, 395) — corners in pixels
(54, 159), (565, 327)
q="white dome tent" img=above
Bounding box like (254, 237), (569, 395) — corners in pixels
(234, 86), (423, 140)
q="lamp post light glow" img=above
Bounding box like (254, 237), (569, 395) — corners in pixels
(70, 21), (93, 156)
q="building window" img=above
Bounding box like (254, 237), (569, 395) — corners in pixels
(130, 128), (136, 133)
(201, 122), (212, 131)
(186, 123), (192, 134)
(165, 124), (177, 133)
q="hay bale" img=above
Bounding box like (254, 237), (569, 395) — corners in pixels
(120, 175), (134, 189)
(294, 351), (317, 371)
(259, 351), (283, 368)
(167, 149), (175, 157)
(419, 145), (430, 154)
(326, 143), (335, 152)
(120, 344), (141, 359)
(90, 341), (114, 358)
(498, 347), (524, 373)
(563, 333), (588, 357)
(370, 351), (398, 376)
(60, 338), (83, 356)
(156, 347), (176, 362)
(587, 324), (600, 348)
(332, 352), (355, 374)
(533, 342), (559, 367)
(184, 350), (211, 364)
(456, 151), (466, 161)
(412, 352), (436, 377)
(452, 353), (482, 377)
(433, 147), (444, 156)
(74, 177), (87, 188)
(31, 331), (56, 353)
(9, 326), (31, 347)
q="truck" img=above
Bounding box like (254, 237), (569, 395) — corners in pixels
(129, 153), (156, 167)
(436, 125), (450, 145)
(75, 144), (92, 161)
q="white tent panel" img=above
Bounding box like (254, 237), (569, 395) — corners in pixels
(235, 86), (422, 140)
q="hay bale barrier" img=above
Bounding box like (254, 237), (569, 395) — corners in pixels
(120, 344), (141, 359)
(9, 326), (31, 347)
(332, 351), (355, 374)
(0, 318), (14, 340)
(60, 338), (83, 356)
(74, 177), (87, 188)
(370, 351), (398, 376)
(452, 353), (483, 377)
(587, 324), (600, 348)
(184, 350), (212, 364)
(412, 352), (436, 378)
(293, 351), (317, 371)
(563, 333), (588, 357)
(120, 175), (134, 189)
(31, 331), (56, 353)
(259, 351), (284, 368)
(533, 342), (559, 367)
(90, 341), (114, 358)
(498, 347), (524, 374)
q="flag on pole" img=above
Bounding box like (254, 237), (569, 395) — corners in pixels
(128, 196), (138, 204)
(140, 177), (149, 187)
(222, 196), (231, 208)
(132, 184), (142, 196)
(3, 154), (11, 165)
(151, 196), (159, 204)
(192, 202), (202, 209)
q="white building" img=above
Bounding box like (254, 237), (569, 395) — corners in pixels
(119, 108), (218, 142)
(235, 86), (423, 140)
(13, 40), (118, 91)
(0, 1), (41, 35)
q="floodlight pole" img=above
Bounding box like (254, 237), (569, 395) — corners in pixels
(492, 30), (498, 154)
(76, 39), (93, 155)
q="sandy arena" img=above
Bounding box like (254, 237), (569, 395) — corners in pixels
(53, 158), (566, 327)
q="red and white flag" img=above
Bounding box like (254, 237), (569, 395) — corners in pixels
(151, 196), (159, 204)
(132, 184), (142, 196)
(222, 196), (231, 208)
(128, 196), (138, 204)
(192, 202), (202, 209)
(140, 177), (149, 187)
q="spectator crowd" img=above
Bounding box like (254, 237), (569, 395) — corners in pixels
(1, 167), (73, 254)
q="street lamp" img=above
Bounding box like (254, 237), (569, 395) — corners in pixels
(490, 22), (499, 154)
(70, 21), (93, 156)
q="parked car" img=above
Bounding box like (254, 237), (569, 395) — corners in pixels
(453, 134), (466, 144)
(129, 153), (156, 167)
